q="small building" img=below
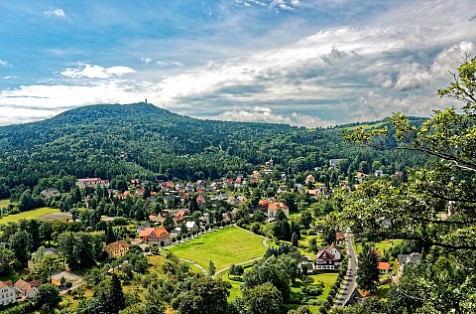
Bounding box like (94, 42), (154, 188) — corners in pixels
(40, 188), (60, 197)
(329, 159), (344, 167)
(398, 252), (422, 276)
(378, 262), (390, 274)
(267, 202), (289, 218)
(76, 178), (110, 189)
(0, 281), (16, 306)
(336, 232), (345, 245)
(185, 221), (198, 231)
(14, 279), (38, 299)
(315, 244), (342, 270)
(105, 240), (129, 259)
(139, 227), (169, 243)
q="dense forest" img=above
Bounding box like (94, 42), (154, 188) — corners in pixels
(0, 102), (426, 198)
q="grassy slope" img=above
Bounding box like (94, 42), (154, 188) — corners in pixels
(166, 227), (266, 271)
(0, 207), (60, 224)
(0, 198), (10, 208)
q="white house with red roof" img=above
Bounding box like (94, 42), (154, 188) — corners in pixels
(315, 244), (342, 270)
(267, 202), (289, 218)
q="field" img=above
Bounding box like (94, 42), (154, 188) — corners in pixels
(0, 198), (10, 209)
(356, 239), (403, 255)
(0, 207), (61, 224)
(288, 272), (339, 312)
(166, 227), (266, 271)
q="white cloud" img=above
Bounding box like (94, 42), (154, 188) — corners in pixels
(217, 106), (336, 127)
(0, 59), (11, 67)
(395, 41), (475, 90)
(60, 63), (135, 79)
(44, 8), (65, 17)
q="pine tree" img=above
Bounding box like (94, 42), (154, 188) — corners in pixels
(291, 231), (299, 247)
(357, 245), (380, 293)
(105, 222), (116, 244)
(208, 260), (216, 276)
(108, 273), (126, 313)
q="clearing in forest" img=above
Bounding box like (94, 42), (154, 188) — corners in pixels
(167, 226), (266, 271)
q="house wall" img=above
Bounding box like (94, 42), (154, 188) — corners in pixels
(0, 286), (16, 306)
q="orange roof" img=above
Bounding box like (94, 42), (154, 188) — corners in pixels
(139, 227), (169, 239)
(268, 202), (289, 211)
(378, 262), (390, 271)
(259, 200), (269, 207)
(336, 232), (345, 240)
(175, 210), (187, 217)
(0, 281), (13, 289)
(107, 240), (129, 251)
(15, 279), (34, 294)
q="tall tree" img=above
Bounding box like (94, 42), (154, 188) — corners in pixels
(9, 230), (31, 265)
(357, 245), (380, 294)
(208, 260), (216, 276)
(243, 282), (283, 314)
(178, 277), (230, 314)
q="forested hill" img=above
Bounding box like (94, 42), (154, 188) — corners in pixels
(0, 102), (426, 196)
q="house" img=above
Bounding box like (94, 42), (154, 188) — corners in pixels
(139, 227), (169, 243)
(327, 244), (342, 260)
(174, 210), (188, 224)
(329, 159), (344, 167)
(378, 262), (390, 274)
(305, 175), (315, 183)
(105, 240), (129, 259)
(0, 281), (16, 306)
(267, 202), (290, 218)
(40, 188), (60, 198)
(185, 221), (198, 231)
(336, 232), (345, 245)
(398, 252), (422, 276)
(14, 279), (38, 299)
(315, 244), (342, 270)
(76, 178), (110, 189)
(375, 170), (384, 177)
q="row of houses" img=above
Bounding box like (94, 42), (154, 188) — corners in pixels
(0, 279), (42, 306)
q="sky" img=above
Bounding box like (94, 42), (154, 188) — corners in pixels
(0, 0), (475, 127)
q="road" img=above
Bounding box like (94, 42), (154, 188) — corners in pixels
(334, 231), (357, 307)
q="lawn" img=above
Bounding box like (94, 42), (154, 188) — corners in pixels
(166, 227), (266, 271)
(288, 272), (339, 312)
(0, 198), (11, 209)
(356, 239), (403, 255)
(0, 207), (61, 224)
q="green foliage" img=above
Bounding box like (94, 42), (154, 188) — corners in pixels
(58, 231), (103, 271)
(178, 276), (230, 314)
(243, 282), (283, 314)
(356, 244), (380, 293)
(208, 260), (216, 276)
(34, 283), (60, 314)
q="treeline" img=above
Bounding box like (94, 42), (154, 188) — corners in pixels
(0, 103), (428, 197)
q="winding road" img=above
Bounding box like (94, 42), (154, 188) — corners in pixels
(334, 231), (358, 307)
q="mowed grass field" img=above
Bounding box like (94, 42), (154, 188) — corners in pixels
(167, 227), (266, 271)
(0, 207), (60, 224)
(0, 198), (11, 209)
